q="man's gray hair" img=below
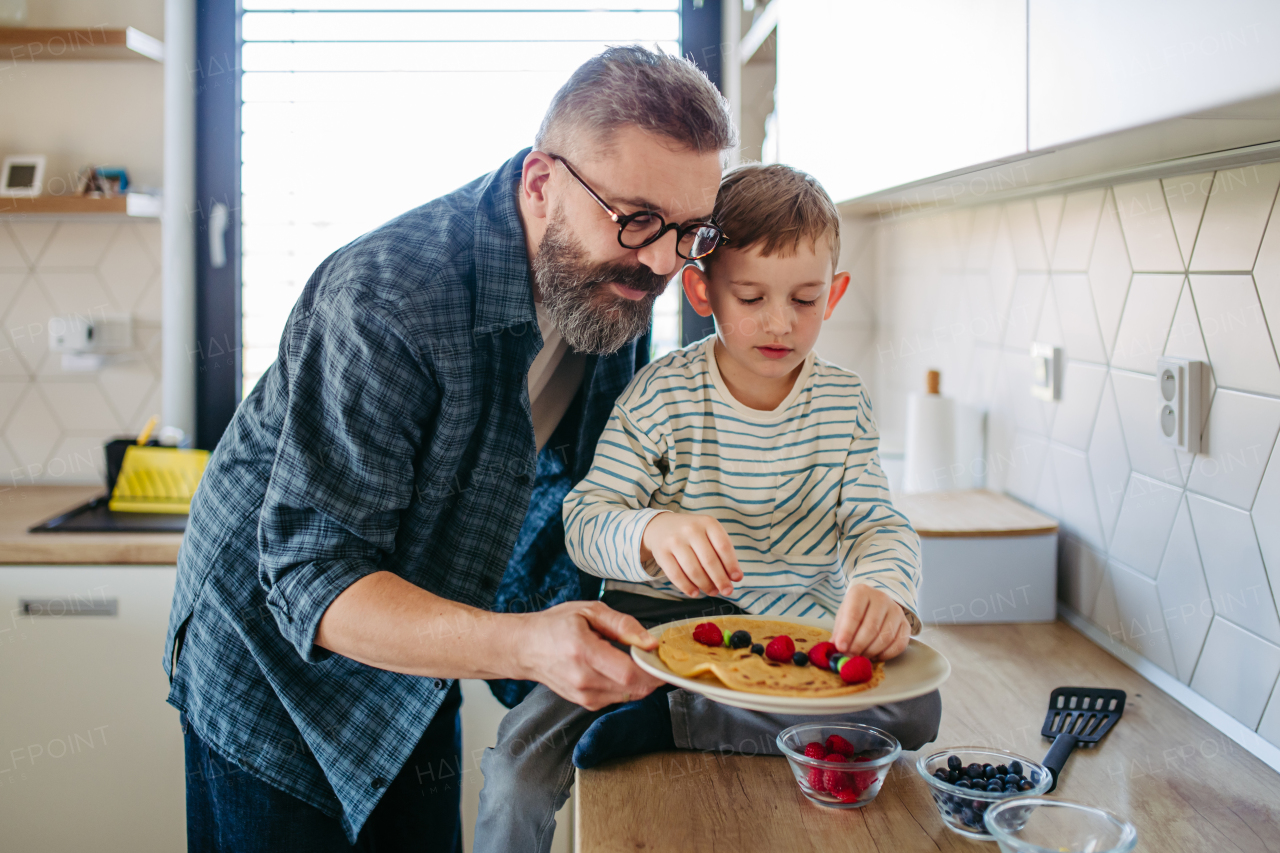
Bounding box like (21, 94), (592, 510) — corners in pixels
(535, 45), (737, 160)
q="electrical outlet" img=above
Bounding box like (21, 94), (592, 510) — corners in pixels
(1030, 342), (1062, 401)
(1155, 356), (1204, 453)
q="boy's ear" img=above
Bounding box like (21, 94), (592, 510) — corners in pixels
(823, 272), (851, 321)
(682, 265), (715, 318)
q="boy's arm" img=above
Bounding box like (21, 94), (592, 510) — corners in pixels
(564, 404), (669, 583)
(836, 385), (924, 634)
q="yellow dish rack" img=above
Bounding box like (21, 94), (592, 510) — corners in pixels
(108, 445), (211, 514)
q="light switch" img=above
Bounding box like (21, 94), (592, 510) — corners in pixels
(1030, 342), (1062, 401)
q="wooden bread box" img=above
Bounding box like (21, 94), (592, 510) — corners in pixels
(893, 489), (1058, 624)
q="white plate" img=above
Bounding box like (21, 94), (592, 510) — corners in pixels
(631, 614), (951, 715)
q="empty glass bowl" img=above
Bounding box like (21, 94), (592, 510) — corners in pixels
(984, 797), (1137, 852)
(776, 723), (900, 809)
(916, 747), (1052, 838)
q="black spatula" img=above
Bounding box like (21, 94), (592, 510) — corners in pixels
(1040, 687), (1126, 792)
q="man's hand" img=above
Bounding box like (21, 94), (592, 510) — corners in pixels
(832, 585), (911, 661)
(640, 512), (742, 597)
(514, 601), (664, 711)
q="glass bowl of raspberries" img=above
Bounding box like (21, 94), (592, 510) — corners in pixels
(776, 723), (900, 809)
(916, 748), (1052, 839)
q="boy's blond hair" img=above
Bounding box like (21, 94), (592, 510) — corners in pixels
(706, 163), (841, 272)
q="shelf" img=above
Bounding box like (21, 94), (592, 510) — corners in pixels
(0, 26), (163, 62)
(0, 194), (161, 218)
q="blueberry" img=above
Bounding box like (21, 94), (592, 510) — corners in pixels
(730, 630), (752, 649)
(1009, 760), (1023, 776)
(946, 769), (960, 783)
(1004, 774), (1019, 785)
(986, 781), (1003, 793)
(966, 763), (983, 779)
(1019, 779), (1034, 791)
(1004, 783), (1018, 793)
(995, 764), (1008, 776)
(792, 651), (809, 666)
(960, 807), (976, 826)
(750, 643), (764, 655)
(984, 765), (997, 780)
(934, 769), (948, 781)
(955, 779), (972, 789)
(947, 755), (962, 771)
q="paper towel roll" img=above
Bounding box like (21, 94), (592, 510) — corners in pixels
(903, 391), (957, 494)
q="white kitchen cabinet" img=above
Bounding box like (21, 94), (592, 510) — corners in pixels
(1029, 0), (1280, 151)
(0, 566), (184, 853)
(775, 0), (1027, 203)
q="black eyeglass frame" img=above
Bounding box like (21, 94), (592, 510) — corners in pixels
(546, 153), (725, 261)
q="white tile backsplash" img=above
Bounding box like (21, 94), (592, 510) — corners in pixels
(1190, 618), (1280, 729)
(1187, 493), (1280, 646)
(1053, 273), (1108, 364)
(0, 221), (162, 485)
(1086, 192), (1133, 359)
(1114, 179), (1184, 272)
(1051, 189), (1106, 271)
(1109, 474), (1182, 579)
(1162, 172), (1213, 267)
(850, 160), (1280, 742)
(1157, 498), (1214, 683)
(1051, 361), (1107, 450)
(1186, 389), (1280, 509)
(1111, 274), (1183, 374)
(1190, 274), (1280, 396)
(1189, 163), (1280, 272)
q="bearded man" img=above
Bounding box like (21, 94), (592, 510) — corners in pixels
(165, 47), (736, 851)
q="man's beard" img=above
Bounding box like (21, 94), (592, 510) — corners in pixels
(532, 214), (669, 355)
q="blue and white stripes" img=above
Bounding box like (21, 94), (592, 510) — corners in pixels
(563, 337), (922, 630)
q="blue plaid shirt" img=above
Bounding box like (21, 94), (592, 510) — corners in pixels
(164, 149), (649, 841)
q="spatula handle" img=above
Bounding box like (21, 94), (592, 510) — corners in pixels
(1042, 733), (1079, 793)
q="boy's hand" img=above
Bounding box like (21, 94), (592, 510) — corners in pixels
(640, 512), (742, 597)
(832, 585), (911, 661)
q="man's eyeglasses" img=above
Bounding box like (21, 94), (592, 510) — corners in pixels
(548, 154), (724, 261)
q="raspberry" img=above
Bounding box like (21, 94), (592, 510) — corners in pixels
(834, 786), (860, 803)
(851, 756), (877, 792)
(691, 622), (723, 647)
(838, 655), (874, 684)
(825, 734), (855, 758)
(803, 742), (827, 760)
(823, 754), (853, 793)
(765, 635), (795, 662)
(809, 641), (836, 670)
(807, 766), (826, 792)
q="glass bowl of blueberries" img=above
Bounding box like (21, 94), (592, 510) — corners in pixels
(776, 723), (900, 809)
(915, 748), (1052, 839)
(984, 797), (1137, 852)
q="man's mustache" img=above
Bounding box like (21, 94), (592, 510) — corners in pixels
(586, 263), (668, 296)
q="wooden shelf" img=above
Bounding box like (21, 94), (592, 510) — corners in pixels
(0, 194), (161, 218)
(0, 26), (163, 62)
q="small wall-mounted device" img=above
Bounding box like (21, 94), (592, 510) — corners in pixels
(1030, 342), (1063, 401)
(1155, 356), (1204, 453)
(48, 314), (133, 372)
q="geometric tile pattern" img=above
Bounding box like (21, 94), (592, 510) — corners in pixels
(0, 221), (161, 486)
(862, 170), (1280, 747)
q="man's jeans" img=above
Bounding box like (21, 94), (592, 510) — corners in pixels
(183, 682), (463, 852)
(473, 593), (943, 853)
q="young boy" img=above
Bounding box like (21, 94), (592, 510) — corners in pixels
(475, 164), (938, 853)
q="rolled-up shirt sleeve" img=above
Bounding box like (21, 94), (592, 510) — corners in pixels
(257, 287), (436, 662)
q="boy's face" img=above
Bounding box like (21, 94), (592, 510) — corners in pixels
(684, 238), (849, 385)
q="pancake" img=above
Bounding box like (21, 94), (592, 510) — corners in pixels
(656, 616), (885, 698)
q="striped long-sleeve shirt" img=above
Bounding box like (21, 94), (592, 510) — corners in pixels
(564, 336), (922, 630)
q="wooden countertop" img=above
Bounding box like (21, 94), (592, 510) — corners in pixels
(0, 486), (182, 565)
(894, 490), (1059, 538)
(575, 621), (1279, 852)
